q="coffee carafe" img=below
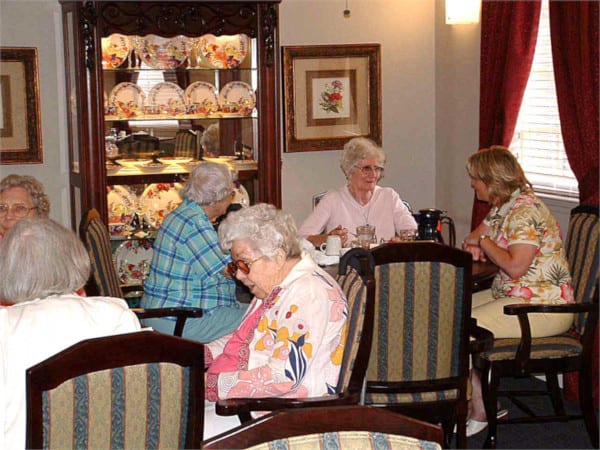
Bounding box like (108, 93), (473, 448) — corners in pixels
(414, 208), (456, 247)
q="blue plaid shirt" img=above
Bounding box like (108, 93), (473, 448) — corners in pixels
(142, 199), (237, 313)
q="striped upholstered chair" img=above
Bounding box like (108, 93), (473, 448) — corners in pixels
(364, 242), (473, 449)
(472, 204), (599, 449)
(215, 248), (375, 422)
(173, 129), (199, 159)
(204, 405), (443, 449)
(79, 208), (203, 337)
(26, 331), (204, 449)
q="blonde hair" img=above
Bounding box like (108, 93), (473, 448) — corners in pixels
(466, 146), (532, 205)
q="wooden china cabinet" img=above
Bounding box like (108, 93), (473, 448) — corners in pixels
(59, 0), (282, 231)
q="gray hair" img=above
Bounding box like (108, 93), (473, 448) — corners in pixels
(340, 137), (386, 177)
(218, 203), (301, 259)
(180, 162), (233, 205)
(0, 218), (90, 303)
(0, 174), (50, 217)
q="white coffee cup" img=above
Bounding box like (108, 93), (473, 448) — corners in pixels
(320, 235), (342, 256)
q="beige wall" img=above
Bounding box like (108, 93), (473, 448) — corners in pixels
(0, 0), (70, 227)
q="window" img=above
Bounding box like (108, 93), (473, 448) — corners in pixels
(510, 0), (578, 198)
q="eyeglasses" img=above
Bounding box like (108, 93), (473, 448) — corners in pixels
(227, 256), (262, 277)
(0, 203), (37, 217)
(355, 165), (385, 175)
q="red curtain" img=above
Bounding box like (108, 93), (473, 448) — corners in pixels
(549, 0), (599, 205)
(471, 0), (542, 230)
(550, 0), (599, 409)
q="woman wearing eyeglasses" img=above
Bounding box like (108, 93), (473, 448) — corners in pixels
(203, 203), (348, 438)
(0, 174), (49, 243)
(298, 137), (416, 247)
(141, 162), (248, 342)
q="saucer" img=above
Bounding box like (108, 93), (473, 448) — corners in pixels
(314, 252), (340, 266)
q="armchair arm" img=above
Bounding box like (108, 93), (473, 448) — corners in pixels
(499, 302), (595, 375)
(216, 392), (360, 423)
(132, 307), (203, 337)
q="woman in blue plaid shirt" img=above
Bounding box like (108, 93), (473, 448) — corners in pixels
(141, 162), (248, 342)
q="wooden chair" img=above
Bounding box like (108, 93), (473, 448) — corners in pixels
(215, 248), (376, 421)
(363, 241), (473, 448)
(473, 204), (599, 449)
(26, 331), (204, 449)
(204, 405), (443, 449)
(79, 208), (203, 337)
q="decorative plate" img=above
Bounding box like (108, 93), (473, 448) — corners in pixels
(107, 185), (136, 231)
(202, 155), (237, 163)
(113, 239), (153, 286)
(184, 81), (219, 115)
(219, 81), (256, 116)
(138, 162), (165, 174)
(108, 82), (145, 118)
(101, 33), (131, 69)
(233, 182), (250, 207)
(115, 158), (152, 169)
(157, 156), (194, 165)
(148, 81), (186, 116)
(141, 183), (183, 229)
(197, 34), (248, 69)
(136, 35), (188, 69)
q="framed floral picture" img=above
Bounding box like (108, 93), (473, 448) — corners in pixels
(0, 47), (43, 164)
(283, 44), (381, 152)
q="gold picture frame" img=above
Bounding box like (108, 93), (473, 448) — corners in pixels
(283, 44), (381, 152)
(0, 47), (43, 164)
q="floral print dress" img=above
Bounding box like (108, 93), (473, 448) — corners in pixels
(205, 255), (348, 401)
(486, 189), (574, 304)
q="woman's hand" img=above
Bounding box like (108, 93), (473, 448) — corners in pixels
(462, 242), (488, 262)
(328, 225), (349, 247)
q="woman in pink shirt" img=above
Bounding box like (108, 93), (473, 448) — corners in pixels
(298, 137), (416, 247)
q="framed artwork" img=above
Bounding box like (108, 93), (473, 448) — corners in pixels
(283, 44), (381, 152)
(0, 47), (43, 164)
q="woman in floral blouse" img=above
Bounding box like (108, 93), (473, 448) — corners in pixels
(203, 203), (348, 438)
(461, 146), (574, 436)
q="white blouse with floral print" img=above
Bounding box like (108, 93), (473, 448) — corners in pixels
(486, 189), (574, 304)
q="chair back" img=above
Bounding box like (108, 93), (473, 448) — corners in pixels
(173, 129), (198, 158)
(564, 204), (599, 334)
(26, 331), (204, 449)
(79, 208), (123, 298)
(334, 248), (375, 395)
(312, 191), (326, 209)
(366, 242), (472, 402)
(203, 405), (442, 449)
(117, 133), (160, 156)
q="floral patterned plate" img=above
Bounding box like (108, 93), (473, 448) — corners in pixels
(141, 183), (183, 229)
(148, 81), (186, 116)
(107, 185), (136, 235)
(197, 34), (248, 69)
(113, 239), (153, 286)
(219, 81), (256, 116)
(184, 81), (219, 116)
(108, 82), (145, 118)
(136, 35), (188, 69)
(101, 33), (131, 69)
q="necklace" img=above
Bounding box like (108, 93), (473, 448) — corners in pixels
(348, 185), (373, 225)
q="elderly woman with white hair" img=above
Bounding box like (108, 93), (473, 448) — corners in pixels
(203, 203), (349, 438)
(142, 162), (247, 342)
(0, 218), (141, 450)
(298, 137), (416, 247)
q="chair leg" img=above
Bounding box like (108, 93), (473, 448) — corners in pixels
(481, 362), (499, 449)
(545, 372), (566, 416)
(578, 368), (600, 448)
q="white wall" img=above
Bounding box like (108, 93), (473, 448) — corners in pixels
(0, 0), (70, 227)
(280, 0), (437, 227)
